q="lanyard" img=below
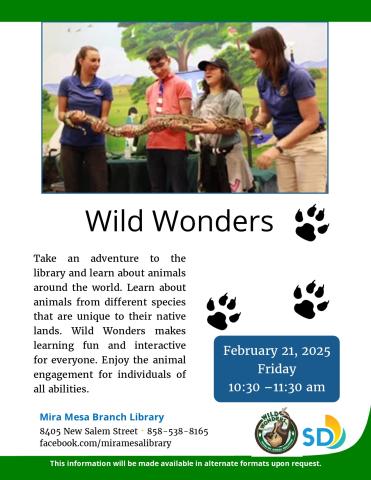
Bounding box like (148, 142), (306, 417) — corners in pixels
(155, 81), (164, 114)
(159, 81), (164, 97)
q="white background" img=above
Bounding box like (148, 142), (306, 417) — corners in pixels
(0, 23), (370, 456)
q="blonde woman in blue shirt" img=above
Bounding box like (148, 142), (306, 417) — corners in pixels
(58, 46), (113, 192)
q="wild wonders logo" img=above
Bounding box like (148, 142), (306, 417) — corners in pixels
(303, 415), (346, 449)
(255, 408), (298, 454)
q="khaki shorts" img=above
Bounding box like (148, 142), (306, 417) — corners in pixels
(276, 132), (327, 193)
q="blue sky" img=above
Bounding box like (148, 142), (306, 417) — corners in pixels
(43, 22), (327, 84)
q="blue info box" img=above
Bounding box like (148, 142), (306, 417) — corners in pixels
(214, 336), (339, 402)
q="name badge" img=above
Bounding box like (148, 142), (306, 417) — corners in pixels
(94, 88), (103, 96)
(279, 84), (288, 96)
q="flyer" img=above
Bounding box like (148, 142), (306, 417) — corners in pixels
(1, 5), (370, 478)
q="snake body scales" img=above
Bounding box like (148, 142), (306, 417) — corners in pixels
(64, 111), (246, 137)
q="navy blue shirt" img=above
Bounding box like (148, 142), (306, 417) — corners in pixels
(257, 62), (325, 139)
(58, 75), (113, 147)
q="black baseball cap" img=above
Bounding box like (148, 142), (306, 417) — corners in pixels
(198, 58), (229, 72)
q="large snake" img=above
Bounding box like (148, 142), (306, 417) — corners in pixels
(64, 111), (248, 137)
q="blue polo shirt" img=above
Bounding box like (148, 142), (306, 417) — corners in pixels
(58, 75), (113, 147)
(257, 62), (325, 139)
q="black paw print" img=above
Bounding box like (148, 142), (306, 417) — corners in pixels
(206, 293), (240, 330)
(294, 281), (329, 319)
(295, 204), (329, 241)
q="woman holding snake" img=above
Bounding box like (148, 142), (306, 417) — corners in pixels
(58, 46), (113, 192)
(245, 27), (327, 192)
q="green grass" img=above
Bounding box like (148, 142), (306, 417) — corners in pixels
(42, 77), (327, 159)
(103, 85), (147, 153)
(315, 77), (327, 123)
(42, 96), (58, 141)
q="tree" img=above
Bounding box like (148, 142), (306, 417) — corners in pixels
(118, 22), (252, 72)
(129, 77), (154, 104)
(308, 68), (323, 80)
(42, 88), (51, 112)
(217, 45), (259, 89)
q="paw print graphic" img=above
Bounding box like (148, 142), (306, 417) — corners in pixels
(295, 204), (329, 241)
(206, 293), (241, 330)
(294, 281), (329, 319)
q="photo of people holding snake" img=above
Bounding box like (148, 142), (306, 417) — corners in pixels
(43, 23), (327, 194)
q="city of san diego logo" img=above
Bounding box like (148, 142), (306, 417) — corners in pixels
(303, 415), (346, 449)
(255, 408), (298, 454)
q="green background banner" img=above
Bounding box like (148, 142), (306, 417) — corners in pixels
(0, 1), (371, 20)
(1, 411), (369, 478)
